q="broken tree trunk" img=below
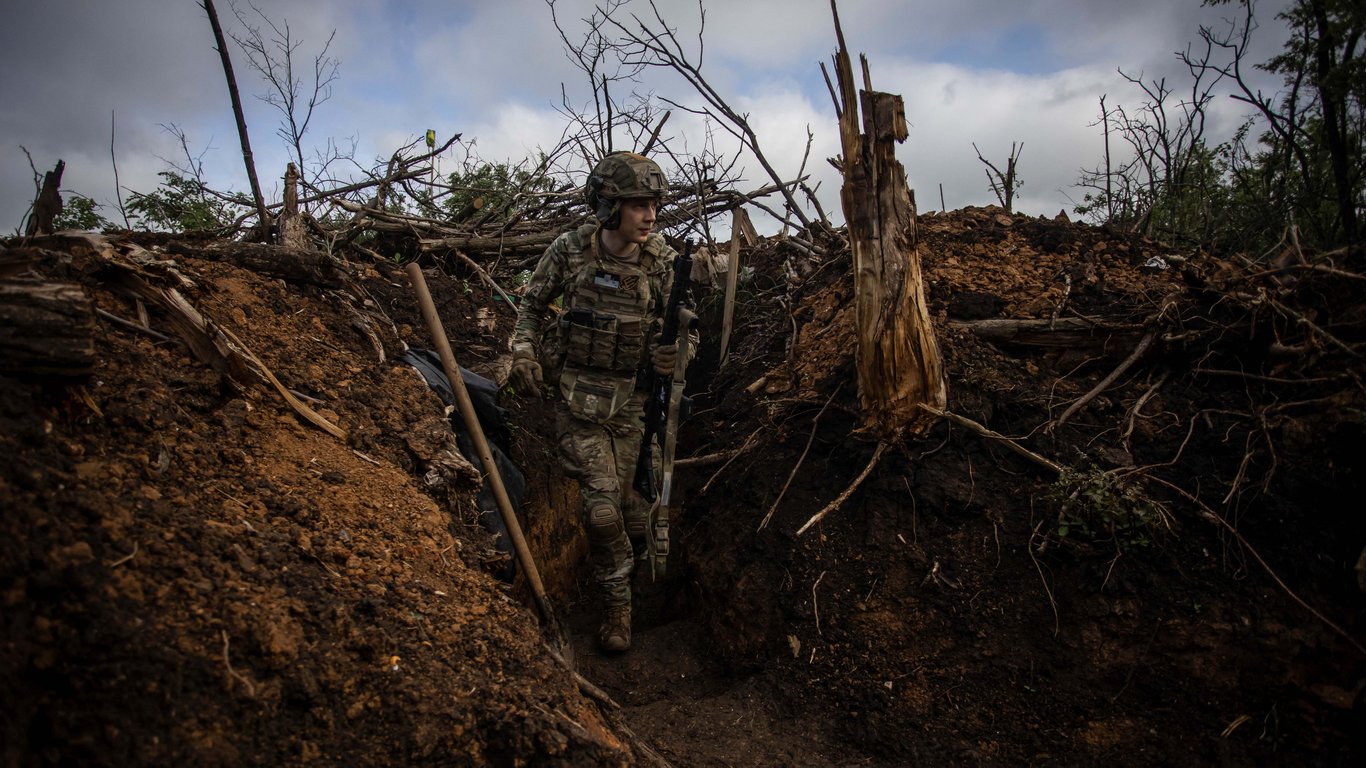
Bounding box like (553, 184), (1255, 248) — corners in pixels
(25, 160), (65, 238)
(0, 280), (95, 377)
(279, 163), (310, 251)
(829, 2), (946, 436)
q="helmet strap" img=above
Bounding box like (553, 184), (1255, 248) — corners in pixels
(598, 197), (622, 230)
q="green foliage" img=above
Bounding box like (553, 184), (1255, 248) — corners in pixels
(1043, 463), (1169, 552)
(125, 171), (248, 233)
(1079, 0), (1365, 252)
(442, 157), (559, 222)
(53, 195), (114, 232)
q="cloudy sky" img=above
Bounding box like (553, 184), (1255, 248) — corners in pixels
(0, 0), (1294, 234)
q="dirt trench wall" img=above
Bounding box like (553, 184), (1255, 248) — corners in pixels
(0, 239), (632, 766)
(647, 209), (1366, 763)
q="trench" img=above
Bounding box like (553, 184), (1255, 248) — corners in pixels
(508, 345), (862, 767)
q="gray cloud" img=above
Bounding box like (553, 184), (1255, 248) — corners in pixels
(0, 0), (1298, 232)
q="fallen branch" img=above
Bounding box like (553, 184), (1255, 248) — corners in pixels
(219, 323), (348, 440)
(113, 268), (346, 440)
(1050, 330), (1156, 431)
(760, 385), (840, 531)
(95, 307), (172, 343)
(950, 317), (1141, 349)
(441, 249), (516, 309)
(700, 427), (764, 494)
(675, 448), (738, 469)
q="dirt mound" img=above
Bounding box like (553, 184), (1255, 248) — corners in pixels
(671, 206), (1364, 764)
(2, 205), (1363, 766)
(0, 235), (629, 765)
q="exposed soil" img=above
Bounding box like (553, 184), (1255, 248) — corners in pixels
(3, 207), (1363, 766)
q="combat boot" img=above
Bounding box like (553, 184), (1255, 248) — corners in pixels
(597, 603), (631, 653)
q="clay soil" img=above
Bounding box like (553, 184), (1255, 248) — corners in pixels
(3, 208), (1364, 766)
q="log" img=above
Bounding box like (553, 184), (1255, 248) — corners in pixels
(829, 2), (946, 437)
(950, 317), (1144, 349)
(0, 280), (95, 377)
(195, 241), (351, 288)
(418, 230), (562, 256)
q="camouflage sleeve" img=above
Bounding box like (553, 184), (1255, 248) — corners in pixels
(512, 233), (573, 352)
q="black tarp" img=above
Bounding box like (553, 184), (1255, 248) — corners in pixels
(401, 349), (524, 582)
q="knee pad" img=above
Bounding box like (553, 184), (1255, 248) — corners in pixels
(586, 504), (625, 541)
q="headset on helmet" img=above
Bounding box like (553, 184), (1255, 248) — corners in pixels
(585, 152), (668, 229)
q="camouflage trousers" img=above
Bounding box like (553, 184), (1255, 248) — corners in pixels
(555, 392), (656, 607)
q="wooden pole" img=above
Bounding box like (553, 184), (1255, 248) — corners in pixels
(405, 264), (562, 636)
(718, 207), (748, 367)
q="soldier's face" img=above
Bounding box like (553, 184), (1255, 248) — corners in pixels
(618, 198), (657, 244)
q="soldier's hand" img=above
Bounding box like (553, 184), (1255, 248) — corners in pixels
(509, 344), (543, 395)
(651, 338), (679, 375)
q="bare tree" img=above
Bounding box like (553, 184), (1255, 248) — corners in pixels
(607, 1), (814, 231)
(1074, 36), (1225, 243)
(229, 1), (342, 205)
(973, 141), (1023, 213)
(547, 0), (648, 160)
(545, 0), (751, 243)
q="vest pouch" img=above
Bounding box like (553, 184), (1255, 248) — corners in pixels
(559, 368), (635, 424)
(560, 307), (597, 368)
(613, 317), (646, 370)
(587, 312), (618, 368)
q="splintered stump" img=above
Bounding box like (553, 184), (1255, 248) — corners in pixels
(830, 8), (946, 437)
(25, 160), (65, 238)
(0, 281), (95, 377)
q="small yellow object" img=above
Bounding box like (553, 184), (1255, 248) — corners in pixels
(425, 129), (436, 150)
(388, 655), (401, 671)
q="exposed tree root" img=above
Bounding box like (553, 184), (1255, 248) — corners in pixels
(796, 440), (889, 536)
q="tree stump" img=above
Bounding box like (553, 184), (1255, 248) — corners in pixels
(828, 3), (946, 436)
(25, 160), (65, 238)
(279, 163), (310, 251)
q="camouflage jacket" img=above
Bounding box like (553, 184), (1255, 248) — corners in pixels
(513, 223), (695, 382)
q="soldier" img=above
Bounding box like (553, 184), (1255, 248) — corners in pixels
(508, 152), (694, 653)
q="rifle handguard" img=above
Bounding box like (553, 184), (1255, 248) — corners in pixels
(633, 239), (694, 504)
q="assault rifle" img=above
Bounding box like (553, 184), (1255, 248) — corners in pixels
(633, 239), (696, 579)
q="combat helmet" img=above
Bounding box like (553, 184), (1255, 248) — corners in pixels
(585, 151), (668, 229)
